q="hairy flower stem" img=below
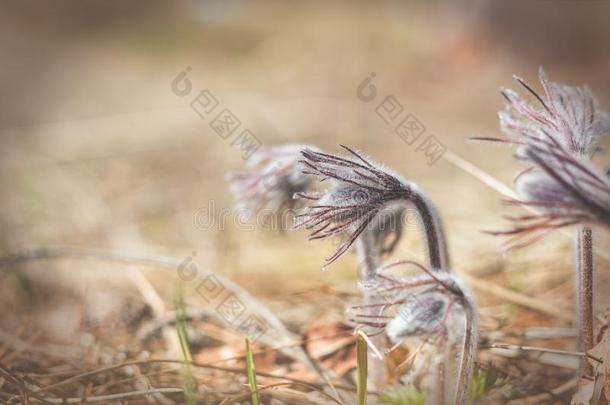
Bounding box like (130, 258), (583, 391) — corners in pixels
(454, 302), (478, 405)
(356, 232), (386, 390)
(410, 187), (450, 271)
(408, 188), (452, 402)
(357, 230), (380, 283)
(575, 226), (594, 376)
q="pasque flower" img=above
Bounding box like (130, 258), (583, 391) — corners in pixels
(497, 67), (610, 159)
(294, 145), (411, 264)
(295, 145), (449, 270)
(476, 68), (610, 246)
(348, 260), (478, 405)
(489, 142), (610, 248)
(349, 261), (477, 350)
(478, 69), (610, 380)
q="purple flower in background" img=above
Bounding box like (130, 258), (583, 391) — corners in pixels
(227, 144), (318, 218)
(498, 67), (610, 158)
(475, 69), (610, 248)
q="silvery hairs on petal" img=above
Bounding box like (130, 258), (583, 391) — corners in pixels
(498, 67), (610, 159)
(385, 291), (449, 343)
(294, 145), (411, 265)
(227, 144), (319, 219)
(348, 262), (477, 341)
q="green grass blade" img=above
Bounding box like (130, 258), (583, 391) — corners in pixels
(356, 331), (368, 405)
(175, 291), (197, 405)
(245, 337), (260, 405)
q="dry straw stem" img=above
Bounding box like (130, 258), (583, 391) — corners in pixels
(128, 268), (185, 367)
(0, 363), (56, 404)
(219, 382), (343, 405)
(455, 301), (477, 405)
(458, 271), (572, 321)
(23, 358), (357, 403)
(0, 246), (321, 377)
(142, 317), (353, 368)
(488, 343), (602, 363)
(32, 388), (185, 404)
(41, 360), (252, 391)
(488, 347), (579, 370)
(576, 226), (595, 376)
(0, 363), (184, 405)
(486, 326), (576, 341)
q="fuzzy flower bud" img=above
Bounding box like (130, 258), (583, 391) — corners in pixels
(385, 291), (448, 343)
(499, 68), (610, 158)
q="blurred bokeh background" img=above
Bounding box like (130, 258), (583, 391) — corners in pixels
(1, 1), (610, 401)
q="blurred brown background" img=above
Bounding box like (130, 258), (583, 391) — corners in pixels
(1, 0), (610, 375)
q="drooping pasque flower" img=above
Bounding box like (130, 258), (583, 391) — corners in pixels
(347, 260), (478, 405)
(347, 261), (476, 344)
(229, 144), (414, 262)
(295, 145), (449, 269)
